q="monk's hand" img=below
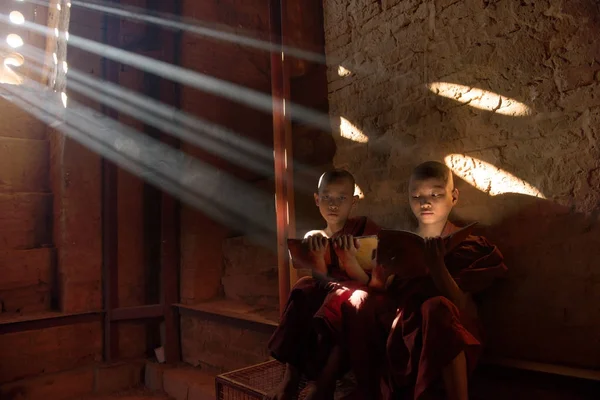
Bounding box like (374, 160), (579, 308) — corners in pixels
(333, 234), (359, 270)
(424, 236), (446, 272)
(369, 264), (387, 290)
(305, 234), (329, 263)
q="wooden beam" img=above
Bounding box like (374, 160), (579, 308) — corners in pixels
(0, 311), (102, 335)
(161, 193), (181, 363)
(101, 0), (121, 363)
(140, 12), (165, 354)
(152, 0), (183, 364)
(110, 304), (164, 321)
(0, 304), (164, 334)
(270, 0), (296, 316)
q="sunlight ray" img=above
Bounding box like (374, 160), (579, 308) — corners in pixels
(1, 78), (279, 244)
(0, 14), (332, 131)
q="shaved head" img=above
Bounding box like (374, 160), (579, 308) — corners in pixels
(317, 169), (356, 193)
(410, 161), (454, 189)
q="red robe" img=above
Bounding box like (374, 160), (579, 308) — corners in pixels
(268, 216), (381, 380)
(342, 222), (507, 399)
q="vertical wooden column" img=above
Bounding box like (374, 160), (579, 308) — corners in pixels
(101, 0), (121, 363)
(270, 0), (296, 315)
(155, 0), (182, 363)
(161, 193), (180, 363)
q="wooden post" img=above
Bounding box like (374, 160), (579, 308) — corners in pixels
(270, 0), (296, 315)
(155, 0), (182, 363)
(101, 0), (121, 363)
(161, 193), (181, 363)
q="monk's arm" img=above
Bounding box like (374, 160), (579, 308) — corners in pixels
(305, 234), (329, 275)
(311, 258), (328, 275)
(341, 258), (370, 285)
(428, 263), (471, 312)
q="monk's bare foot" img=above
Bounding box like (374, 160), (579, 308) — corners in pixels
(265, 364), (300, 400)
(303, 382), (335, 400)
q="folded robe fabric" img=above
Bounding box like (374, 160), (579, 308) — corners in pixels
(341, 222), (507, 399)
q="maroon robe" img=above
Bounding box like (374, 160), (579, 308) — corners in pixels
(342, 222), (507, 399)
(268, 216), (381, 380)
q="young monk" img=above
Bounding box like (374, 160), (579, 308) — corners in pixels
(267, 169), (380, 400)
(342, 161), (508, 400)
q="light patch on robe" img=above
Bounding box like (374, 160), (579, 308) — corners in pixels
(348, 289), (369, 310)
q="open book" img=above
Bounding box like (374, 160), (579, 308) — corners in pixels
(287, 235), (378, 271)
(376, 222), (477, 279)
(287, 222), (477, 278)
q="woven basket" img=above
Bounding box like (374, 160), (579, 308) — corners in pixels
(215, 360), (356, 400)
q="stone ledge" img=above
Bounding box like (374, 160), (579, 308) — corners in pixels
(481, 356), (600, 382)
(175, 299), (279, 327)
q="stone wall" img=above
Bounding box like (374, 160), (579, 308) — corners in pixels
(222, 236), (278, 306)
(51, 1), (104, 315)
(0, 0), (55, 316)
(181, 315), (273, 372)
(178, 0), (275, 304)
(0, 105), (53, 313)
(323, 0), (600, 368)
(0, 1), (106, 390)
(176, 0), (288, 371)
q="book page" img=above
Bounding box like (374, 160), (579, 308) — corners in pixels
(376, 222), (478, 279)
(377, 230), (427, 279)
(288, 236), (377, 271)
(354, 236), (378, 271)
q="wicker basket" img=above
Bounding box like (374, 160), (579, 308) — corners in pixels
(215, 360), (356, 400)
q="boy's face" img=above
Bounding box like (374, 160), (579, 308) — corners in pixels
(408, 176), (458, 226)
(314, 178), (357, 227)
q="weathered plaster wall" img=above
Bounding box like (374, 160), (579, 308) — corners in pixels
(324, 0), (600, 368)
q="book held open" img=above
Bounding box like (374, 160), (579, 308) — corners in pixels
(288, 222), (477, 279)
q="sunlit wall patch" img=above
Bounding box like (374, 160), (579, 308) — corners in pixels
(428, 82), (532, 117)
(340, 117), (368, 143)
(445, 153), (545, 198)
